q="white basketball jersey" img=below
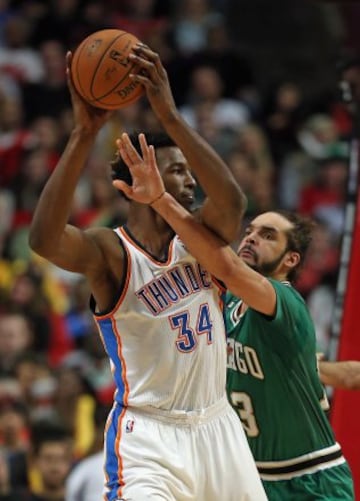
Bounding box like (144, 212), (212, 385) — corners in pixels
(93, 226), (227, 411)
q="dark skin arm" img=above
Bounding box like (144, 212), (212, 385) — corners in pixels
(29, 53), (120, 311)
(30, 45), (246, 311)
(114, 134), (276, 316)
(129, 45), (246, 243)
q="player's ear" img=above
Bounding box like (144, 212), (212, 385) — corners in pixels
(284, 251), (300, 270)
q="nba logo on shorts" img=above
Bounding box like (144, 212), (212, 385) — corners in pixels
(126, 419), (135, 433)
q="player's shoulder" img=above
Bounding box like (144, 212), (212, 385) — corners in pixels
(268, 278), (306, 305)
(85, 226), (126, 259)
(85, 226), (119, 243)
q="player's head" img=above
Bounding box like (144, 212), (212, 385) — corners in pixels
(111, 132), (196, 209)
(238, 210), (314, 281)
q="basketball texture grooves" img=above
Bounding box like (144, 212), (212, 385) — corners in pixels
(71, 29), (144, 110)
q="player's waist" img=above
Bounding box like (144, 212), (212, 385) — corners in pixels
(256, 443), (346, 481)
(125, 396), (230, 425)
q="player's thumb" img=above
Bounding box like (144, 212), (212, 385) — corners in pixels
(113, 180), (132, 198)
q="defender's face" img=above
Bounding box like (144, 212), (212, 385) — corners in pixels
(156, 147), (196, 210)
(238, 212), (294, 276)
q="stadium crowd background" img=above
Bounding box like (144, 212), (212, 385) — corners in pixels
(0, 0), (359, 497)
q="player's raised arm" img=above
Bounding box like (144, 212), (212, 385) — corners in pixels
(113, 133), (276, 315)
(127, 44), (246, 243)
(29, 52), (113, 275)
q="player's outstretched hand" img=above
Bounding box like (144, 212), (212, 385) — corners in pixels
(66, 51), (113, 135)
(112, 133), (166, 205)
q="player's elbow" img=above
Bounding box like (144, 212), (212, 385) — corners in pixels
(230, 190), (247, 223)
(221, 192), (248, 243)
(29, 227), (56, 260)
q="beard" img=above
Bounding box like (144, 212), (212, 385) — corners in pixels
(246, 247), (289, 277)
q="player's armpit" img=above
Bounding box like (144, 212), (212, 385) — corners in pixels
(32, 225), (110, 276)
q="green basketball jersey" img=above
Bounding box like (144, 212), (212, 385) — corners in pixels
(225, 279), (354, 493)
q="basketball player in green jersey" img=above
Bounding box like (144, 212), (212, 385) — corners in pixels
(112, 133), (355, 501)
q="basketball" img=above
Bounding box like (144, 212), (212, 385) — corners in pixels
(71, 29), (144, 110)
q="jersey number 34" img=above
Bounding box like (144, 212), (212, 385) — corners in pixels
(169, 304), (213, 353)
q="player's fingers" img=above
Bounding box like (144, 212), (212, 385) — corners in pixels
(120, 133), (143, 165)
(66, 52), (76, 91)
(133, 44), (156, 61)
(149, 145), (157, 170)
(129, 53), (154, 72)
(129, 73), (152, 89)
(147, 145), (158, 175)
(116, 137), (136, 169)
(133, 45), (165, 77)
(112, 179), (133, 197)
(139, 133), (151, 165)
(121, 133), (143, 161)
(66, 51), (72, 69)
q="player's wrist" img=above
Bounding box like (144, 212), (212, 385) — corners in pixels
(71, 126), (98, 140)
(149, 191), (166, 207)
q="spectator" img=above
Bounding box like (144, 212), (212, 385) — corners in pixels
(21, 40), (71, 124)
(0, 14), (44, 84)
(237, 123), (275, 185)
(13, 352), (56, 421)
(5, 269), (52, 353)
(112, 0), (169, 46)
(65, 403), (111, 501)
(180, 64), (249, 131)
(0, 312), (33, 376)
(0, 448), (29, 501)
(172, 0), (223, 54)
(28, 421), (73, 500)
(298, 155), (348, 239)
(0, 400), (29, 489)
(261, 81), (305, 164)
(295, 222), (340, 298)
(52, 367), (96, 460)
(278, 113), (348, 210)
(0, 95), (33, 189)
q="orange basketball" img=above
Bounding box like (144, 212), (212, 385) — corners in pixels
(71, 29), (144, 110)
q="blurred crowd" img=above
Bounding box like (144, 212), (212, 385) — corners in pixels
(0, 0), (355, 498)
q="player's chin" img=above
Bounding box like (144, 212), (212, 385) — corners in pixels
(239, 252), (256, 265)
(178, 195), (194, 211)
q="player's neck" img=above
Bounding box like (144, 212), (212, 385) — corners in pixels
(126, 207), (175, 260)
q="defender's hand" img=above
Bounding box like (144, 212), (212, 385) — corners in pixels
(112, 133), (165, 204)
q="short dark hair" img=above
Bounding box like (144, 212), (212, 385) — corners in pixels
(110, 131), (177, 187)
(31, 420), (72, 456)
(276, 210), (316, 281)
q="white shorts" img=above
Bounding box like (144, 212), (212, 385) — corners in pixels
(104, 396), (267, 501)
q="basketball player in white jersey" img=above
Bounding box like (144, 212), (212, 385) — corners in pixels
(29, 44), (267, 500)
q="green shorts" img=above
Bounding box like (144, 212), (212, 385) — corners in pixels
(262, 463), (354, 501)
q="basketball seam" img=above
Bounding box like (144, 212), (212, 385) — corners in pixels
(72, 30), (142, 109)
(89, 35), (141, 105)
(89, 31), (129, 100)
(72, 31), (123, 101)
